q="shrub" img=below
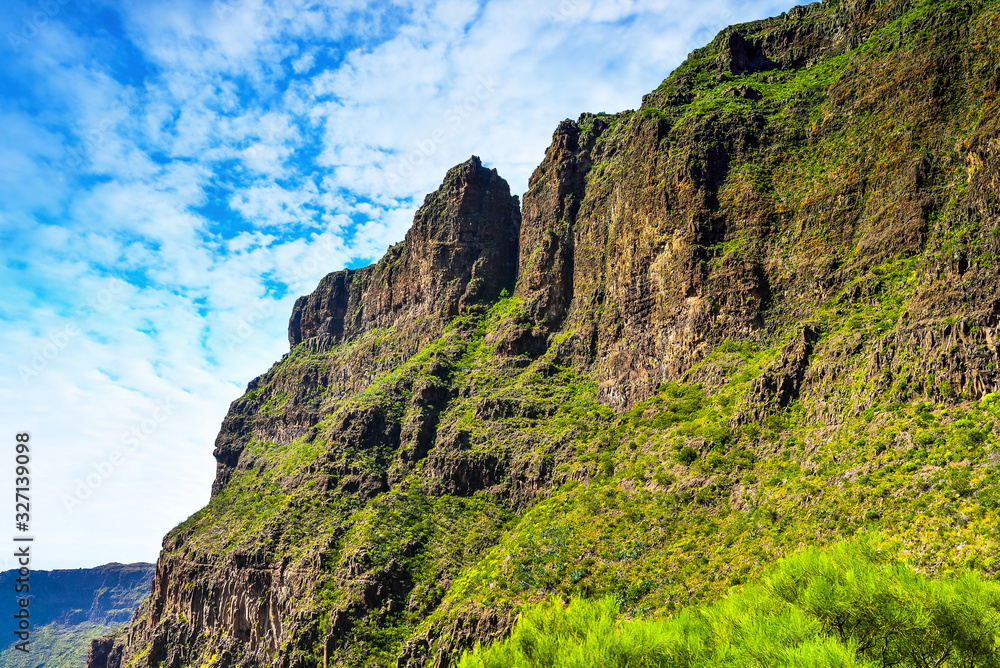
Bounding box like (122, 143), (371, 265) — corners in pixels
(459, 535), (1000, 668)
(641, 107), (668, 121)
(676, 447), (698, 465)
(599, 451), (615, 477)
(653, 466), (676, 487)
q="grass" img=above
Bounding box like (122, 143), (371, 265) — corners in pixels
(0, 622), (115, 668)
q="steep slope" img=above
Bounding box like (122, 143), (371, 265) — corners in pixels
(210, 156), (521, 497)
(0, 562), (153, 668)
(90, 0), (1000, 666)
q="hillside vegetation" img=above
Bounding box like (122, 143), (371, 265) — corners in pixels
(459, 536), (1000, 668)
(88, 0), (1000, 666)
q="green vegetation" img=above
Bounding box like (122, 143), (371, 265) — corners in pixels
(0, 622), (113, 668)
(459, 535), (1000, 668)
(165, 279), (1000, 664)
(111, 0), (1000, 665)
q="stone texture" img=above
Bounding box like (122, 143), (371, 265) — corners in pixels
(213, 156), (520, 497)
(287, 156), (520, 349)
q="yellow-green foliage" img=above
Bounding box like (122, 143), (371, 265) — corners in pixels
(435, 388), (1000, 623)
(459, 536), (1000, 668)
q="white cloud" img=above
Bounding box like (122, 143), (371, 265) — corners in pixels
(292, 50), (316, 74)
(229, 181), (318, 225)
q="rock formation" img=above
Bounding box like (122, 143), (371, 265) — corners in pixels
(287, 156), (520, 350)
(212, 156), (520, 496)
(90, 0), (1000, 666)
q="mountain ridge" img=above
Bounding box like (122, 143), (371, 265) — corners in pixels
(0, 562), (153, 668)
(89, 0), (1000, 666)
(211, 155), (520, 497)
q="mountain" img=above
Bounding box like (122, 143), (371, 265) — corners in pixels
(89, 0), (1000, 666)
(0, 562), (153, 668)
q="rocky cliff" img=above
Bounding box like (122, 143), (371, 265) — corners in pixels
(211, 156), (520, 496)
(287, 156), (520, 349)
(90, 0), (1000, 666)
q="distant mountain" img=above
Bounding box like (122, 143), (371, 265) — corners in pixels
(0, 563), (153, 668)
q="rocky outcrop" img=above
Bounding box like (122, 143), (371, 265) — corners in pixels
(517, 119), (595, 327)
(88, 635), (119, 668)
(511, 0), (1000, 410)
(92, 552), (315, 668)
(396, 607), (515, 668)
(213, 157), (520, 496)
(288, 156), (520, 349)
(737, 325), (819, 423)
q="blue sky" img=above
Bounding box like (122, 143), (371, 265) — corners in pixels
(0, 0), (794, 570)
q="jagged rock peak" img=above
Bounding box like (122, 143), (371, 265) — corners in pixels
(288, 156), (521, 349)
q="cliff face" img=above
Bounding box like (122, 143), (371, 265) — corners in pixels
(212, 156), (520, 496)
(92, 0), (1000, 666)
(287, 156), (521, 350)
(92, 157), (528, 668)
(516, 0), (1000, 411)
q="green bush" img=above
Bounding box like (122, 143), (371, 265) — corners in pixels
(641, 107), (668, 121)
(676, 447), (698, 465)
(459, 535), (1000, 668)
(653, 466), (676, 487)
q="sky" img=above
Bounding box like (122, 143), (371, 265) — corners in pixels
(0, 0), (795, 570)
